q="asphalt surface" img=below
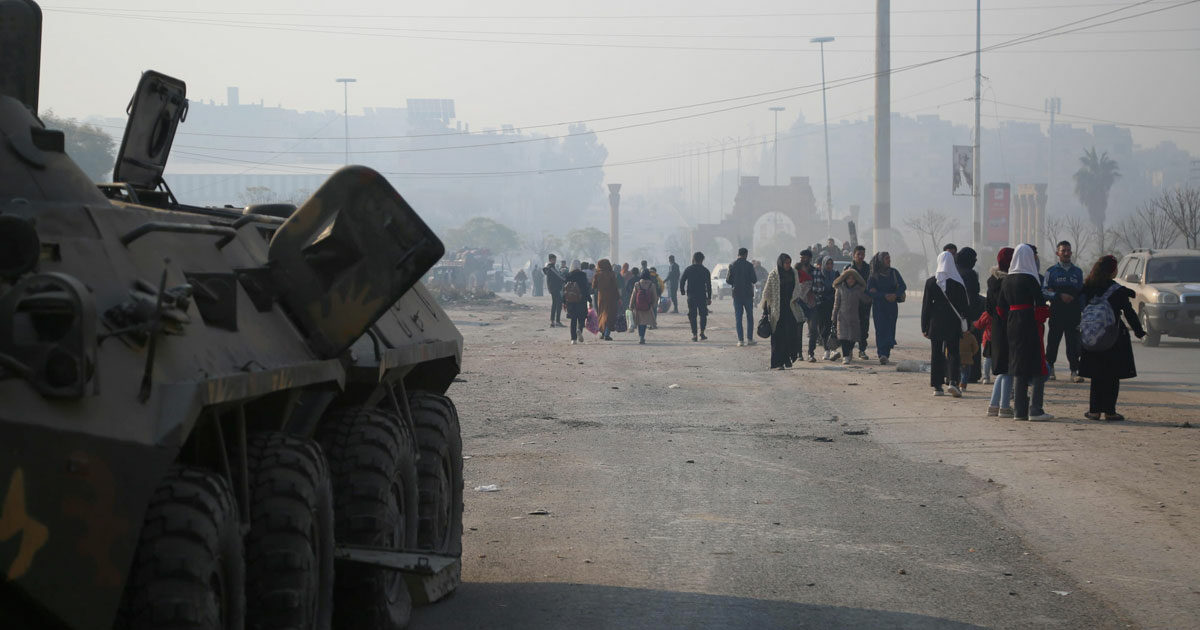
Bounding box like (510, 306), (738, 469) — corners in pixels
(410, 295), (1150, 629)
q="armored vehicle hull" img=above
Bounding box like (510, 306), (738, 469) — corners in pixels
(0, 3), (465, 628)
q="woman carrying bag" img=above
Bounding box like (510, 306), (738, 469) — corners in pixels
(921, 251), (971, 397)
(760, 253), (810, 370)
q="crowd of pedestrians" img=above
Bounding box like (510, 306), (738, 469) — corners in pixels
(922, 240), (1145, 422)
(534, 237), (1142, 422)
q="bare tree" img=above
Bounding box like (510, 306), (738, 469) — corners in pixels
(1114, 201), (1179, 253)
(238, 186), (277, 206)
(1042, 214), (1068, 256)
(1063, 214), (1097, 261)
(903, 209), (959, 275)
(523, 232), (563, 263)
(1154, 187), (1200, 249)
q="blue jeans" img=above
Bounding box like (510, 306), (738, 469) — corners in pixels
(732, 295), (754, 341)
(638, 324), (647, 339)
(989, 373), (1013, 410)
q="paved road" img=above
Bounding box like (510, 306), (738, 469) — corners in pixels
(410, 296), (1153, 629)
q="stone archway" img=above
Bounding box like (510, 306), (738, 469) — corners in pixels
(691, 175), (818, 255)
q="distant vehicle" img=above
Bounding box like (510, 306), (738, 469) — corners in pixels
(1115, 249), (1200, 347)
(711, 263), (733, 299)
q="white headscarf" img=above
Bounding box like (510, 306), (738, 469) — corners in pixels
(1008, 244), (1038, 279)
(934, 250), (965, 292)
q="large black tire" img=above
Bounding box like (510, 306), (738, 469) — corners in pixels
(316, 408), (418, 630)
(119, 466), (245, 630)
(244, 433), (334, 630)
(1141, 309), (1161, 347)
(409, 392), (464, 559)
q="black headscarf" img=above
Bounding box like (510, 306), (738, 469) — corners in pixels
(777, 253), (794, 297)
(639, 269), (652, 281)
(870, 251), (891, 277)
(956, 247), (977, 270)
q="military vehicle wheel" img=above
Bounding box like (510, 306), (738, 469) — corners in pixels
(120, 466), (245, 630)
(244, 433), (334, 630)
(317, 407), (418, 630)
(409, 392), (464, 559)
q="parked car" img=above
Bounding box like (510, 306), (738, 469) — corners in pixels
(711, 263), (733, 299)
(1115, 248), (1200, 347)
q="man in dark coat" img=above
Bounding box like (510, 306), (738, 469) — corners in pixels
(1043, 241), (1084, 383)
(665, 255), (682, 313)
(846, 245), (872, 359)
(726, 247), (758, 346)
(543, 254), (565, 327)
(679, 251), (712, 342)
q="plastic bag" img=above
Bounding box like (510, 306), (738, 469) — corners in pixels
(585, 308), (599, 334)
(625, 309), (635, 332)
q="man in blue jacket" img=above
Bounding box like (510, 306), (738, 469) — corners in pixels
(726, 247), (758, 347)
(1043, 240), (1084, 382)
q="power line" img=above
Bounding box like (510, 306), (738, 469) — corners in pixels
(990, 100), (1200, 133)
(40, 1), (1183, 20)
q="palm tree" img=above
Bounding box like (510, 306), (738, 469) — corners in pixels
(1073, 148), (1120, 254)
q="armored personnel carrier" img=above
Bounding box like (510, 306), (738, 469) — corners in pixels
(0, 1), (464, 628)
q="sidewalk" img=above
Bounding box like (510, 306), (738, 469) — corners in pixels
(781, 305), (1200, 629)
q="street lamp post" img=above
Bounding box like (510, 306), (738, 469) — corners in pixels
(768, 106), (785, 186)
(811, 36), (835, 239)
(335, 77), (356, 165)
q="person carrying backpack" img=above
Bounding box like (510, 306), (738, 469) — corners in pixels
(562, 261), (591, 344)
(679, 251), (712, 342)
(629, 269), (660, 344)
(1078, 255), (1146, 421)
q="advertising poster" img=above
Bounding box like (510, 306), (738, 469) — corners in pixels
(985, 183), (1011, 246)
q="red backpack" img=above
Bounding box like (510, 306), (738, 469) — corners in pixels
(633, 282), (652, 311)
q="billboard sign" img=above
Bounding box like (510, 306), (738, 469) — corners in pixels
(952, 145), (974, 196)
(985, 183), (1011, 246)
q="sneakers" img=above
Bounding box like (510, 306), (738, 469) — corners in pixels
(737, 340), (745, 347)
(700, 332), (707, 340)
(947, 385), (962, 398)
(987, 406), (999, 417)
(638, 338), (646, 345)
(808, 354), (817, 363)
(933, 389), (945, 397)
(879, 356), (889, 365)
(998, 408), (1014, 418)
(1104, 412), (1125, 421)
(1029, 413), (1055, 422)
(1013, 415), (1029, 421)
(1071, 371), (1084, 383)
(842, 357), (850, 365)
(829, 350), (841, 361)
(858, 351), (869, 360)
(692, 335), (698, 342)
(822, 350), (831, 360)
(1048, 365), (1057, 381)
(1084, 411), (1102, 421)
(570, 339), (577, 345)
(747, 339), (757, 346)
(984, 376), (993, 385)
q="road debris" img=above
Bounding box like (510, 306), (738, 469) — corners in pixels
(813, 437), (835, 443)
(528, 509), (550, 515)
(843, 429), (869, 436)
(474, 484), (501, 492)
(668, 383), (681, 389)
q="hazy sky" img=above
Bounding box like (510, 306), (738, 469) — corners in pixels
(37, 0), (1200, 190)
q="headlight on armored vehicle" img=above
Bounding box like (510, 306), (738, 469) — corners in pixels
(1157, 292), (1180, 304)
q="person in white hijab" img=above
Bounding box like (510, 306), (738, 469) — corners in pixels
(935, 250), (966, 294)
(922, 251), (971, 397)
(998, 243), (1053, 421)
(1008, 243), (1039, 279)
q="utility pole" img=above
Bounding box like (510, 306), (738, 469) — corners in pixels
(608, 184), (621, 263)
(812, 36), (835, 239)
(1045, 97), (1061, 217)
(335, 77), (356, 165)
(873, 0), (890, 253)
(769, 106), (785, 186)
(972, 0), (982, 249)
(706, 145), (711, 222)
